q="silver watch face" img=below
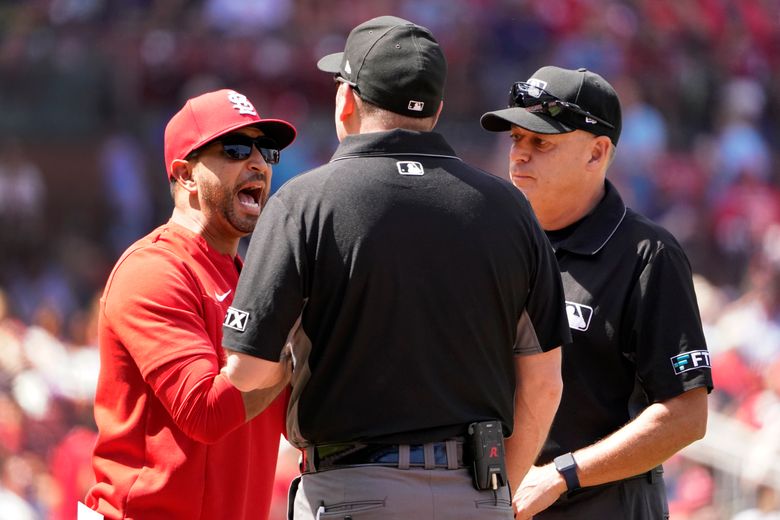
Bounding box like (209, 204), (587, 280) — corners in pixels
(554, 452), (580, 490)
(554, 452), (576, 471)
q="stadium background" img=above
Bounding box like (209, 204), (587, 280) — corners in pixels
(1, 0), (780, 518)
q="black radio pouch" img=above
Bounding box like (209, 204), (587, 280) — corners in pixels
(467, 420), (508, 490)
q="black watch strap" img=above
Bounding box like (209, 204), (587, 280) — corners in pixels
(553, 452), (581, 492)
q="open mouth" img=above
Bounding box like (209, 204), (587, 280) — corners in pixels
(237, 185), (263, 209)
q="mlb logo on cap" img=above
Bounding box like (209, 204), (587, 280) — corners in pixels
(408, 100), (425, 112)
(525, 79), (547, 98)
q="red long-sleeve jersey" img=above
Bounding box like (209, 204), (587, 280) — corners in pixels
(85, 221), (286, 520)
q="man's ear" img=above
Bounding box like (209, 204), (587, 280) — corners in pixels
(170, 159), (197, 193)
(337, 83), (356, 122)
(587, 136), (612, 170)
(426, 100), (444, 130)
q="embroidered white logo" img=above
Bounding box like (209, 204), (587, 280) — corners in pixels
(670, 351), (711, 375)
(566, 301), (593, 331)
(408, 100), (425, 111)
(224, 307), (249, 331)
(215, 289), (232, 302)
(344, 60), (352, 75)
(227, 91), (257, 116)
(526, 78), (548, 98)
(397, 161), (425, 176)
(584, 116), (598, 125)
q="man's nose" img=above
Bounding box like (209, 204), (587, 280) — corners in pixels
(510, 139), (531, 162)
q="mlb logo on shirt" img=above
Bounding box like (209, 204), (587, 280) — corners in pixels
(670, 351), (711, 375)
(397, 161), (425, 176)
(224, 307), (249, 332)
(565, 301), (593, 331)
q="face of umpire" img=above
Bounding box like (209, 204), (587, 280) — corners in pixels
(170, 126), (273, 243)
(508, 126), (612, 231)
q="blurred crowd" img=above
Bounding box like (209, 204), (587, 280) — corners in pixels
(1, 0), (780, 518)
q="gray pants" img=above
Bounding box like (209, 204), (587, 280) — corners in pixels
(291, 466), (513, 519)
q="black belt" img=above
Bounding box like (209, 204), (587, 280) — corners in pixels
(304, 440), (466, 473)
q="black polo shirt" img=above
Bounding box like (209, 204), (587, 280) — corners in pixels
(223, 129), (570, 447)
(538, 180), (713, 464)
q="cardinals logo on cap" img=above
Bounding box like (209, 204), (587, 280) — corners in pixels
(227, 91), (257, 116)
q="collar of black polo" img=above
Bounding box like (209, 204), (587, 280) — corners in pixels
(330, 129), (459, 162)
(551, 179), (626, 256)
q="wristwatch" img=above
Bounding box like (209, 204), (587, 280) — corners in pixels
(553, 452), (581, 492)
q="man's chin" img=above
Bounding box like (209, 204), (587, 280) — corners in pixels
(230, 216), (260, 236)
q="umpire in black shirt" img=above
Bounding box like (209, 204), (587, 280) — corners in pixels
(481, 67), (714, 519)
(222, 16), (571, 520)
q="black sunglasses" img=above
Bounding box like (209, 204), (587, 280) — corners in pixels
(508, 82), (615, 130)
(196, 134), (281, 164)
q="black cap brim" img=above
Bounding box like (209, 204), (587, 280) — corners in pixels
(480, 107), (575, 135)
(317, 52), (343, 73)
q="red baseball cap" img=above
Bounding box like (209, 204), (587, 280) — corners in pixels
(164, 89), (297, 179)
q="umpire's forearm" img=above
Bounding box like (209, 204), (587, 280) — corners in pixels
(505, 348), (563, 493)
(240, 369), (291, 421)
(571, 386), (708, 487)
(223, 349), (287, 391)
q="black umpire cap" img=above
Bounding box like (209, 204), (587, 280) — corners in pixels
(317, 15), (447, 118)
(481, 66), (622, 145)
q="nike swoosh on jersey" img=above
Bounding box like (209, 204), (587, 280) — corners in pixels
(215, 290), (232, 302)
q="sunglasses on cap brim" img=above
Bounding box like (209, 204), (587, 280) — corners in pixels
(508, 82), (615, 130)
(194, 134), (281, 164)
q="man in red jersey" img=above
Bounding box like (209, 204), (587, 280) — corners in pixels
(84, 89), (296, 520)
